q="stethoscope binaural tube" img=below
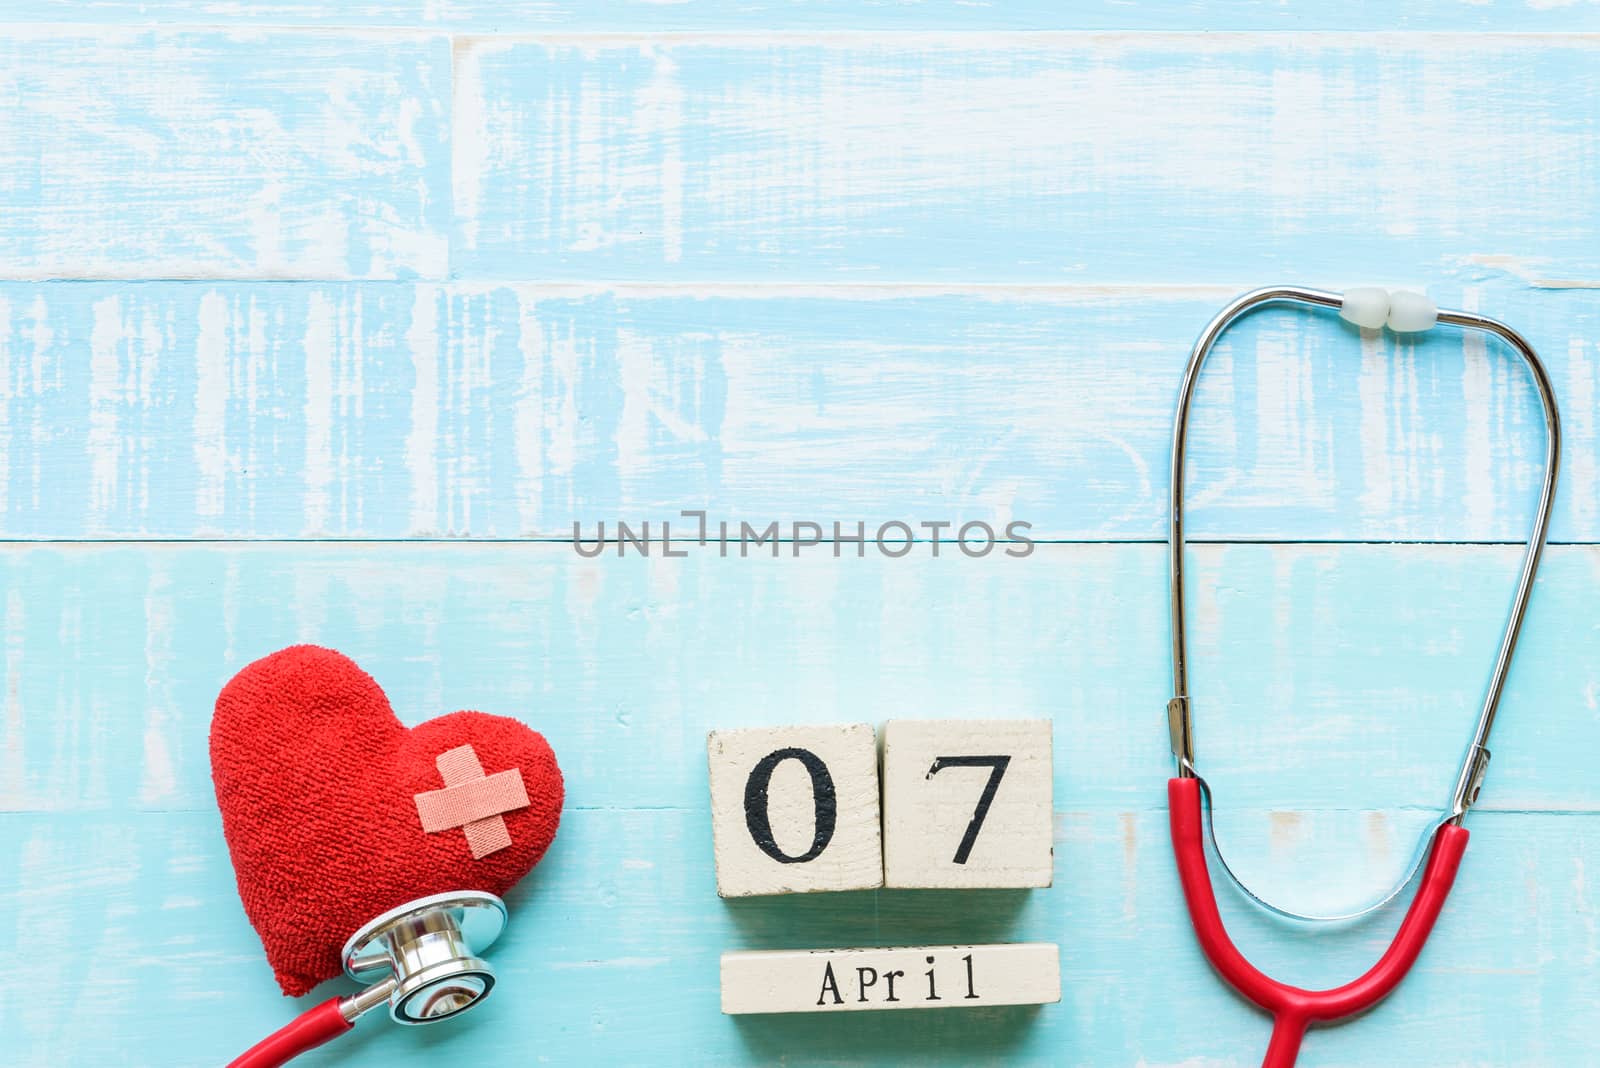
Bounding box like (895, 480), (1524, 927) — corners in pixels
(229, 891), (509, 1068)
(1165, 287), (1562, 1066)
(1170, 778), (1468, 1068)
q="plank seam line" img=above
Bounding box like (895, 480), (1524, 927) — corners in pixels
(0, 278), (1591, 292)
(4, 26), (1600, 40)
(0, 538), (1593, 547)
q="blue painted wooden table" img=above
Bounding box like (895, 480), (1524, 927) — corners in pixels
(1, 4), (1598, 1065)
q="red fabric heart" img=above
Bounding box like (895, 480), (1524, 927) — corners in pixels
(211, 645), (563, 997)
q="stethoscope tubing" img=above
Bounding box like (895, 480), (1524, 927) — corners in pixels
(1169, 777), (1468, 1068)
(227, 997), (355, 1068)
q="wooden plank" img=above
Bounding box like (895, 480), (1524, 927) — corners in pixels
(3, 10), (1591, 1067)
(6, 3), (1600, 30)
(454, 35), (1600, 283)
(0, 282), (1591, 542)
(2, 542), (1595, 826)
(1, 806), (1595, 1065)
(720, 943), (1061, 1013)
(0, 30), (451, 280)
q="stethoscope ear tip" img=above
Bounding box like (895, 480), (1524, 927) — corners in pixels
(1337, 287), (1439, 333)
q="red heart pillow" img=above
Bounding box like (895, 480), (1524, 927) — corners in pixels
(211, 644), (563, 997)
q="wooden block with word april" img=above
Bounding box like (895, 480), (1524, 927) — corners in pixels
(720, 943), (1061, 1014)
(881, 718), (1053, 889)
(707, 723), (884, 897)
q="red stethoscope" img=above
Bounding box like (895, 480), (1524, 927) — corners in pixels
(1164, 286), (1561, 1067)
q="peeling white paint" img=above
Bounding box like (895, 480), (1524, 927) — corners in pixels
(194, 291), (229, 525)
(0, 588), (23, 809)
(406, 286), (440, 535)
(0, 294), (10, 520)
(1459, 288), (1497, 536)
(301, 292), (335, 535)
(1357, 326), (1392, 521)
(86, 296), (123, 529)
(138, 563), (178, 806)
(514, 292), (547, 534)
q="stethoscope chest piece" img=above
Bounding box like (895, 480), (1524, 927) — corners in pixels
(342, 890), (508, 1024)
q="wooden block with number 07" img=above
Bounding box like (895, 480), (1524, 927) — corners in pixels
(881, 719), (1053, 889)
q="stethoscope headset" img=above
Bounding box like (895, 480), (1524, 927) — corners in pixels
(1164, 285), (1561, 1066)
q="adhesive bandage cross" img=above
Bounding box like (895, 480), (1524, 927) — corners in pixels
(413, 744), (531, 859)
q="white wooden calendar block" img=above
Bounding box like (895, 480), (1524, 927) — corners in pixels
(720, 943), (1061, 1014)
(707, 724), (884, 897)
(881, 719), (1053, 889)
